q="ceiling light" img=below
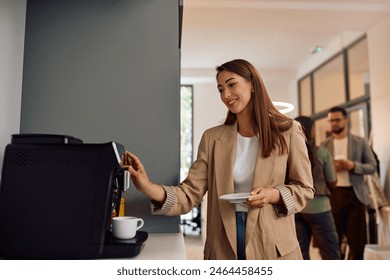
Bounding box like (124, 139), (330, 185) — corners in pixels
(273, 101), (295, 114)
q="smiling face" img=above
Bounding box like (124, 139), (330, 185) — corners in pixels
(217, 70), (253, 116)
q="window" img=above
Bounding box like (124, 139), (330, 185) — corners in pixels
(313, 55), (346, 113)
(180, 85), (193, 181)
(180, 85), (201, 235)
(298, 75), (312, 115)
(298, 36), (371, 142)
(347, 38), (370, 100)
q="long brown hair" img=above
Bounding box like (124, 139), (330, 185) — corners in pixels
(216, 59), (293, 157)
(294, 116), (315, 171)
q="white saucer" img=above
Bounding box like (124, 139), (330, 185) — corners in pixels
(219, 192), (252, 204)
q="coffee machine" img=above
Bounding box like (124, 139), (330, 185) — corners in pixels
(0, 134), (147, 259)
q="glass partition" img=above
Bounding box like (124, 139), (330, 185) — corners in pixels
(314, 117), (331, 146)
(299, 75), (312, 116)
(348, 103), (368, 139)
(313, 55), (346, 113)
(348, 38), (370, 100)
(298, 36), (371, 147)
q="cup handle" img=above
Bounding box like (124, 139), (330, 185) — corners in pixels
(136, 219), (144, 230)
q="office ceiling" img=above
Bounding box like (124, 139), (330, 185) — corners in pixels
(181, 0), (390, 83)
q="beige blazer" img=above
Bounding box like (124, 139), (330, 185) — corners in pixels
(158, 121), (314, 260)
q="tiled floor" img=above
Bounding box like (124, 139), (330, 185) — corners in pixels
(183, 233), (322, 260)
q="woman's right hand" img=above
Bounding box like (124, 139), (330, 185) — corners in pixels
(122, 151), (166, 203)
(122, 151), (151, 192)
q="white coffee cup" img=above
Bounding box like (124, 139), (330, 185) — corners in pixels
(112, 216), (144, 239)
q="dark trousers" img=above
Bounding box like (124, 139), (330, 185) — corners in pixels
(295, 211), (340, 260)
(236, 212), (247, 260)
(330, 187), (367, 260)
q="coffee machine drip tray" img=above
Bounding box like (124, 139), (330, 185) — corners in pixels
(103, 231), (148, 258)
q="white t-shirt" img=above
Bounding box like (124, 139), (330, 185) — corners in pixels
(333, 137), (351, 187)
(233, 133), (259, 212)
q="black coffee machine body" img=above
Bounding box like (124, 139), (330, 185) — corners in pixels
(0, 134), (147, 259)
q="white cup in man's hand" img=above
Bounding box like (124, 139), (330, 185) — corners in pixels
(112, 216), (144, 239)
(334, 155), (346, 160)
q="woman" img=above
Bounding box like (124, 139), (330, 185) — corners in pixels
(123, 59), (314, 260)
(294, 116), (340, 260)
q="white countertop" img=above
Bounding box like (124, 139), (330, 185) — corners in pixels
(131, 232), (186, 260)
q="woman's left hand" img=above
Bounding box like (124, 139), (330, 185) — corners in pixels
(247, 186), (281, 208)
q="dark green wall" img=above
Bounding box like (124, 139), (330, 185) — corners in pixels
(21, 0), (181, 233)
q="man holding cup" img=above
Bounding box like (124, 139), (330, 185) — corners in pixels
(321, 106), (377, 259)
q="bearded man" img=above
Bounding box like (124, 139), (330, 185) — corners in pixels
(321, 106), (377, 259)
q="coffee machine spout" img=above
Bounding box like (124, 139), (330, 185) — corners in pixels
(123, 170), (130, 192)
